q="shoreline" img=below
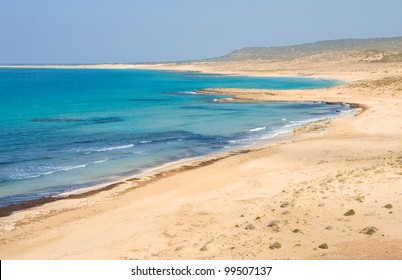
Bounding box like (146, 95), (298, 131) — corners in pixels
(0, 150), (244, 217)
(0, 70), (349, 216)
(1, 59), (401, 259)
(0, 103), (356, 218)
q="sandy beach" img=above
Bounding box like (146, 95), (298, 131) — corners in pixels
(1, 53), (402, 259)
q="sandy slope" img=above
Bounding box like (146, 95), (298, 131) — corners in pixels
(0, 56), (401, 259)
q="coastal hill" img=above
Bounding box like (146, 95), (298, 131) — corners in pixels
(207, 36), (402, 62)
(162, 36), (402, 83)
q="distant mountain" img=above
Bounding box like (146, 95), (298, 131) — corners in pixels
(209, 37), (402, 61)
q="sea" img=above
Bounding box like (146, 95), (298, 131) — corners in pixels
(0, 68), (349, 207)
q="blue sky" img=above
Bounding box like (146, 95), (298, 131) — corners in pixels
(1, 0), (401, 64)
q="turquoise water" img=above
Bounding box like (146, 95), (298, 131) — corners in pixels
(0, 68), (346, 206)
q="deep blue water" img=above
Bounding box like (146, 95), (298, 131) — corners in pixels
(0, 68), (346, 207)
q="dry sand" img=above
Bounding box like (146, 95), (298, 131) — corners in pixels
(1, 55), (402, 259)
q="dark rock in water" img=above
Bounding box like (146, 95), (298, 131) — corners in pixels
(129, 98), (167, 102)
(343, 209), (355, 216)
(32, 118), (82, 123)
(32, 117), (124, 125)
(89, 117), (123, 124)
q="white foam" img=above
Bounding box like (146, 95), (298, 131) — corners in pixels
(51, 164), (88, 173)
(228, 138), (251, 144)
(250, 126), (266, 132)
(12, 159), (108, 180)
(260, 132), (281, 139)
(179, 91), (197, 95)
(283, 119), (313, 128)
(95, 144), (134, 152)
(92, 159), (108, 164)
(283, 123), (301, 128)
(133, 150), (146, 155)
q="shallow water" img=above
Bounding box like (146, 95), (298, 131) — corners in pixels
(0, 68), (347, 206)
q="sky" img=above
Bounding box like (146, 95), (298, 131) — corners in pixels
(1, 0), (402, 64)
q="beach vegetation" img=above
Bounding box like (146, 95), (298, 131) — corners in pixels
(269, 242), (282, 250)
(318, 243), (329, 249)
(200, 245), (208, 251)
(343, 209), (355, 216)
(267, 220), (281, 227)
(360, 226), (378, 235)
